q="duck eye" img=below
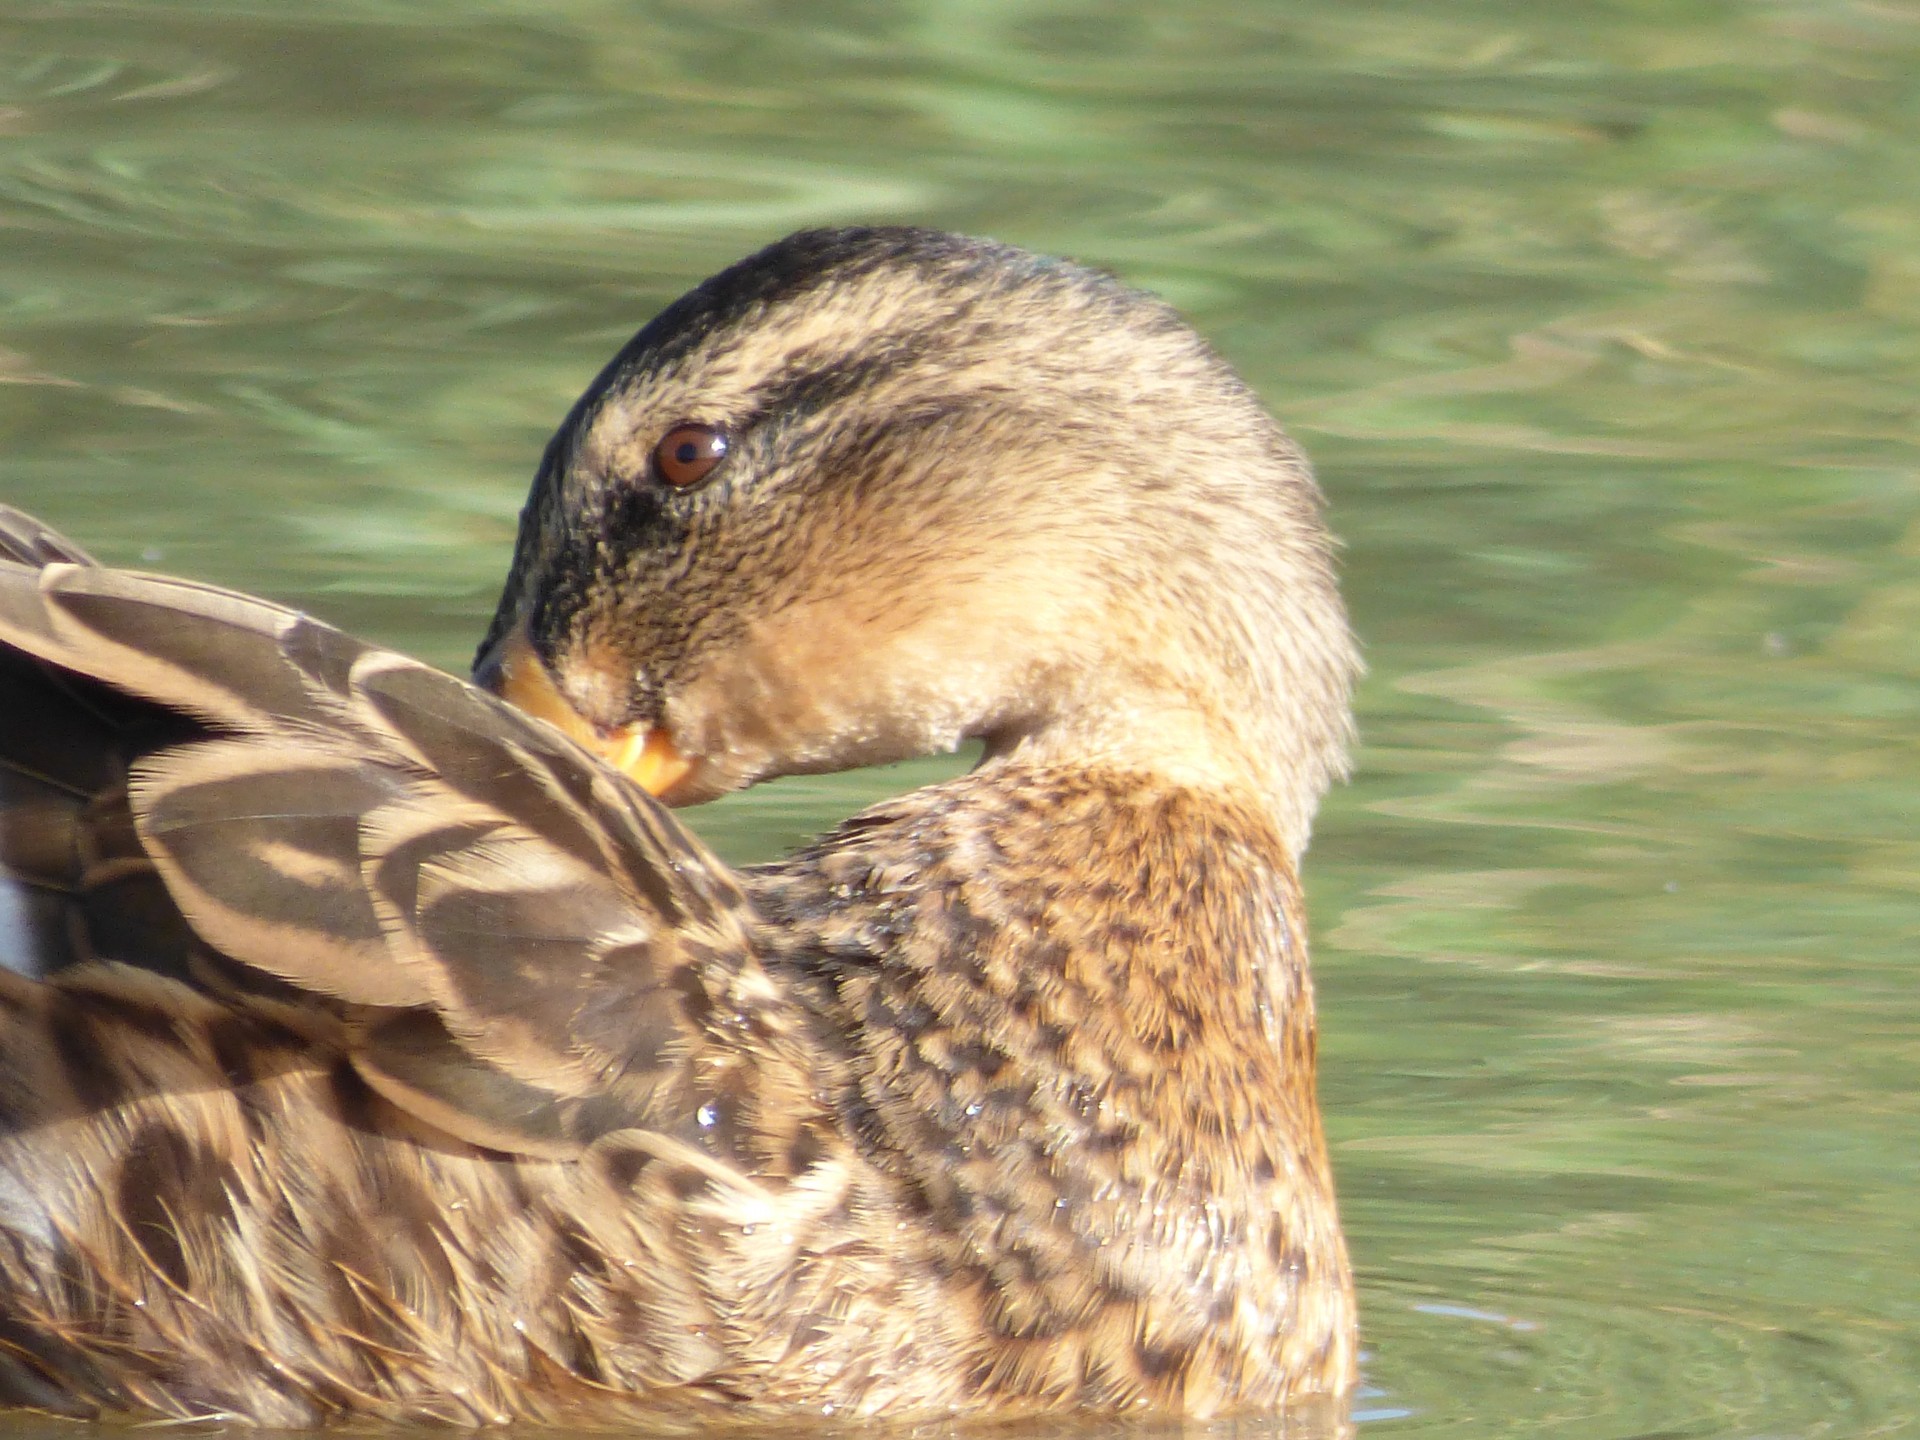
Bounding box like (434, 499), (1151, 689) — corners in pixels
(652, 423), (729, 488)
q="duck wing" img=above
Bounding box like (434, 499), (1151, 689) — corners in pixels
(0, 508), (791, 1161)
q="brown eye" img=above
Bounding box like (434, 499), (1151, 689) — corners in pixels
(652, 422), (729, 488)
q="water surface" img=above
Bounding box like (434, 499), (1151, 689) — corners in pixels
(1, 2), (1915, 1437)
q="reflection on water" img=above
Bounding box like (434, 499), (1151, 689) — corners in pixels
(1, 1), (1917, 1437)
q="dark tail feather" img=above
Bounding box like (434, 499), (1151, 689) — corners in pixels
(0, 508), (97, 570)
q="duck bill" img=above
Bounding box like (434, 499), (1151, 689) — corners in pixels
(473, 626), (694, 800)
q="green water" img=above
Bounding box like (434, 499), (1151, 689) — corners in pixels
(1, 1), (1916, 1436)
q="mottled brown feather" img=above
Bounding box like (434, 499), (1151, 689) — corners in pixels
(0, 227), (1361, 1426)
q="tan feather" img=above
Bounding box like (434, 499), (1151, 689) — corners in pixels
(0, 227), (1360, 1426)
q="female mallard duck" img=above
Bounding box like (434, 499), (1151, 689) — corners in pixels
(0, 227), (1359, 1425)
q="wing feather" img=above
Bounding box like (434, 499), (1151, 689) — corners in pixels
(0, 527), (783, 1159)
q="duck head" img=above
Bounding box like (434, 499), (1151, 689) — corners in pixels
(474, 227), (1359, 856)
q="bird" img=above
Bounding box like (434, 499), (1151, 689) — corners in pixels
(0, 226), (1361, 1426)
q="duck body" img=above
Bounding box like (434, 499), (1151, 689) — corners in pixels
(0, 228), (1358, 1423)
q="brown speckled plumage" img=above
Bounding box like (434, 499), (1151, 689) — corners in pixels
(0, 227), (1360, 1424)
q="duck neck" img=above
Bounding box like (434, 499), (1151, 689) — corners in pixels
(980, 698), (1316, 865)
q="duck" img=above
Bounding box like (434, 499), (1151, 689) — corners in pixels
(0, 226), (1361, 1426)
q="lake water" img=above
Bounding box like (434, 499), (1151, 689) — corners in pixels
(0, 1), (1915, 1437)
